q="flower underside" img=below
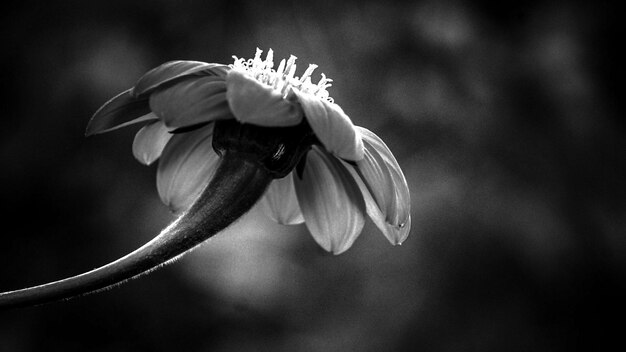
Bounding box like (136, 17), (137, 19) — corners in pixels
(212, 118), (317, 178)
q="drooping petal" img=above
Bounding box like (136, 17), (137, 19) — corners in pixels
(86, 89), (154, 136)
(149, 76), (232, 129)
(260, 173), (304, 225)
(344, 162), (412, 246)
(357, 127), (411, 224)
(345, 127), (411, 245)
(226, 70), (303, 127)
(294, 146), (365, 254)
(133, 61), (229, 98)
(293, 89), (364, 161)
(156, 124), (219, 213)
(132, 120), (173, 165)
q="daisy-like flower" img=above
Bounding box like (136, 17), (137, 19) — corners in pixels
(0, 49), (412, 310)
(87, 48), (411, 254)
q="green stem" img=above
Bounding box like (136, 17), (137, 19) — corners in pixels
(0, 153), (272, 310)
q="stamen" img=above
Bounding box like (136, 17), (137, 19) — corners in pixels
(253, 48), (263, 68)
(284, 55), (297, 78)
(276, 59), (286, 75)
(286, 59), (297, 81)
(300, 77), (316, 95)
(317, 73), (333, 89)
(265, 49), (274, 70)
(300, 64), (318, 83)
(231, 49), (334, 103)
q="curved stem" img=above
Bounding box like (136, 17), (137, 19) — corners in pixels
(0, 153), (272, 310)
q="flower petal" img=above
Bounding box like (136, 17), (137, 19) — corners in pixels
(133, 61), (229, 98)
(346, 127), (411, 245)
(357, 127), (411, 220)
(132, 120), (173, 165)
(294, 147), (365, 254)
(86, 89), (154, 136)
(260, 173), (304, 225)
(156, 124), (219, 213)
(293, 89), (364, 161)
(226, 70), (303, 127)
(149, 76), (232, 129)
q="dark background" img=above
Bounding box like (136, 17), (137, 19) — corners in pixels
(0, 1), (623, 351)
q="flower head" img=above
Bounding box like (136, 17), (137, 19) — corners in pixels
(87, 48), (411, 254)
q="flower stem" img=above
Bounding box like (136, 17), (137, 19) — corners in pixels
(0, 153), (272, 310)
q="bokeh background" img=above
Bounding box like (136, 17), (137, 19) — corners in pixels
(0, 1), (623, 351)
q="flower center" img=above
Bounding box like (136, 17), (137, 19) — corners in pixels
(230, 48), (334, 103)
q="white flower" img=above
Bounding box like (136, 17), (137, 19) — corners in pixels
(87, 48), (411, 254)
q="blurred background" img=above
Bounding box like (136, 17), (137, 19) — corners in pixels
(0, 0), (623, 351)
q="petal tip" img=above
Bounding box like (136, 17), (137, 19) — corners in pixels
(330, 246), (349, 255)
(134, 151), (157, 166)
(84, 119), (111, 136)
(391, 215), (411, 246)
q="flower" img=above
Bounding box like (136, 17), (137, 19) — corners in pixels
(87, 48), (411, 254)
